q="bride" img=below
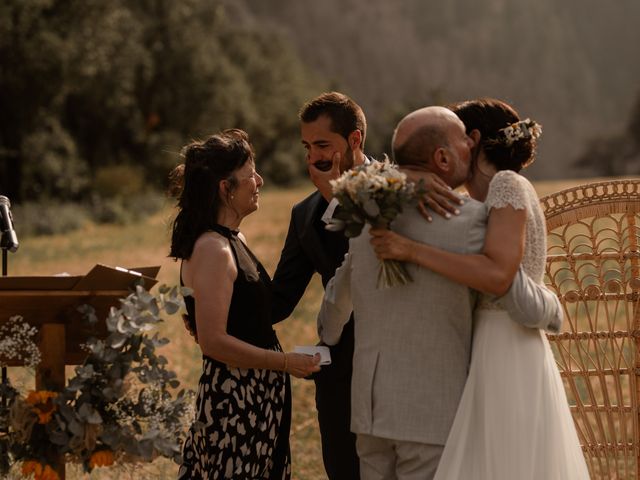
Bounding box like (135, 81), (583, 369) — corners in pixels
(370, 98), (590, 479)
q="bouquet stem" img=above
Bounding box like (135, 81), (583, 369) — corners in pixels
(376, 259), (412, 289)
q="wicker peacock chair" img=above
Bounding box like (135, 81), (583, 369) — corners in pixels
(542, 179), (640, 479)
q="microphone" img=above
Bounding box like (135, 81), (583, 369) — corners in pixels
(0, 195), (19, 252)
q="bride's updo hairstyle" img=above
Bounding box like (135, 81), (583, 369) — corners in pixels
(449, 98), (540, 172)
(169, 129), (254, 260)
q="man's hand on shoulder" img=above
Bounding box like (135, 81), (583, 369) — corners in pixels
(308, 151), (342, 201)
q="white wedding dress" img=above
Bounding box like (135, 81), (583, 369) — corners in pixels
(433, 171), (590, 479)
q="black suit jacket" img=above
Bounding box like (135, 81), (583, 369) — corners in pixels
(272, 190), (354, 381)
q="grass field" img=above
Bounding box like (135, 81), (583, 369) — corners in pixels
(4, 178), (621, 479)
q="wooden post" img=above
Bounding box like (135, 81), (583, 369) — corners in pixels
(36, 323), (66, 480)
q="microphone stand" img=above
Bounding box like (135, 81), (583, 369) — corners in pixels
(2, 249), (8, 414)
(0, 198), (17, 469)
(1, 234), (11, 447)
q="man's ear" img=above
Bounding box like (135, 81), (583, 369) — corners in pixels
(432, 147), (450, 173)
(348, 130), (363, 151)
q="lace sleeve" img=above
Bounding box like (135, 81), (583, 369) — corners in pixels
(485, 170), (528, 211)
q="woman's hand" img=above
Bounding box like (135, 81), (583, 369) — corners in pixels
(369, 228), (415, 262)
(404, 169), (463, 221)
(285, 352), (322, 378)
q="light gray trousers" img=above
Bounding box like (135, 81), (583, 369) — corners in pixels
(356, 434), (444, 480)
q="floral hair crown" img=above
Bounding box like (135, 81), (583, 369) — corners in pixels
(487, 118), (542, 147)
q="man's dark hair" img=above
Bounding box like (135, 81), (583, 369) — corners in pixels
(392, 124), (449, 168)
(299, 92), (367, 147)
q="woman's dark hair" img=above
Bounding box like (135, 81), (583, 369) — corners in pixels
(168, 129), (254, 259)
(449, 98), (538, 172)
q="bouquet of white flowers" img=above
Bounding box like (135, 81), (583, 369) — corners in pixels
(327, 158), (420, 288)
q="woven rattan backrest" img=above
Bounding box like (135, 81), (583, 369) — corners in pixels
(542, 179), (640, 479)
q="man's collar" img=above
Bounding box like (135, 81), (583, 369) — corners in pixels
(353, 151), (370, 167)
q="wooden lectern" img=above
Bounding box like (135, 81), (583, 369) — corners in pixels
(0, 264), (159, 479)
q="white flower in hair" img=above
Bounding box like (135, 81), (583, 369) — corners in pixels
(498, 118), (542, 146)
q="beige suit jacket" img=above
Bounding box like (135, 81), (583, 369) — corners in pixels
(320, 198), (487, 445)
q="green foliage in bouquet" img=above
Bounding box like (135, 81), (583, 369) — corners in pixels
(0, 285), (195, 478)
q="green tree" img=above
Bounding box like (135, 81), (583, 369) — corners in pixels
(0, 0), (320, 206)
(0, 0), (75, 201)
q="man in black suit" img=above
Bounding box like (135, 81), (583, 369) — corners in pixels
(271, 92), (367, 479)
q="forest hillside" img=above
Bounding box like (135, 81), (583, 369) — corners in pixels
(238, 0), (640, 178)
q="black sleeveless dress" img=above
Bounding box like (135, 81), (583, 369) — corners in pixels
(178, 225), (292, 480)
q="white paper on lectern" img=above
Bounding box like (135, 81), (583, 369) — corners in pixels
(293, 345), (331, 365)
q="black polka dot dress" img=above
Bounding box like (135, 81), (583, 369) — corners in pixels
(178, 225), (291, 479)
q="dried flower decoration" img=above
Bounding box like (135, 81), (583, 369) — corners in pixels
(488, 118), (542, 147)
(0, 316), (41, 369)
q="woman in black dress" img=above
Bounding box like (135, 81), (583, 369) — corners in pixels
(169, 129), (321, 479)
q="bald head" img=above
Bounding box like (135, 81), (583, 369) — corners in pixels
(392, 106), (472, 188)
(392, 106), (466, 169)
(394, 107), (459, 147)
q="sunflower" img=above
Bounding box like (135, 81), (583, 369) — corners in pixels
(25, 390), (59, 424)
(89, 449), (115, 469)
(21, 461), (60, 480)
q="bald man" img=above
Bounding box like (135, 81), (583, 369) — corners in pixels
(317, 107), (561, 479)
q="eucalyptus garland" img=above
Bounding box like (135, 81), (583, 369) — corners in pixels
(0, 285), (194, 479)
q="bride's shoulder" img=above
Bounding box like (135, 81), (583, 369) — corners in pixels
(489, 169), (527, 187)
(486, 170), (531, 210)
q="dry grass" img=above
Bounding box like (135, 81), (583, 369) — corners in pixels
(4, 178), (609, 479)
